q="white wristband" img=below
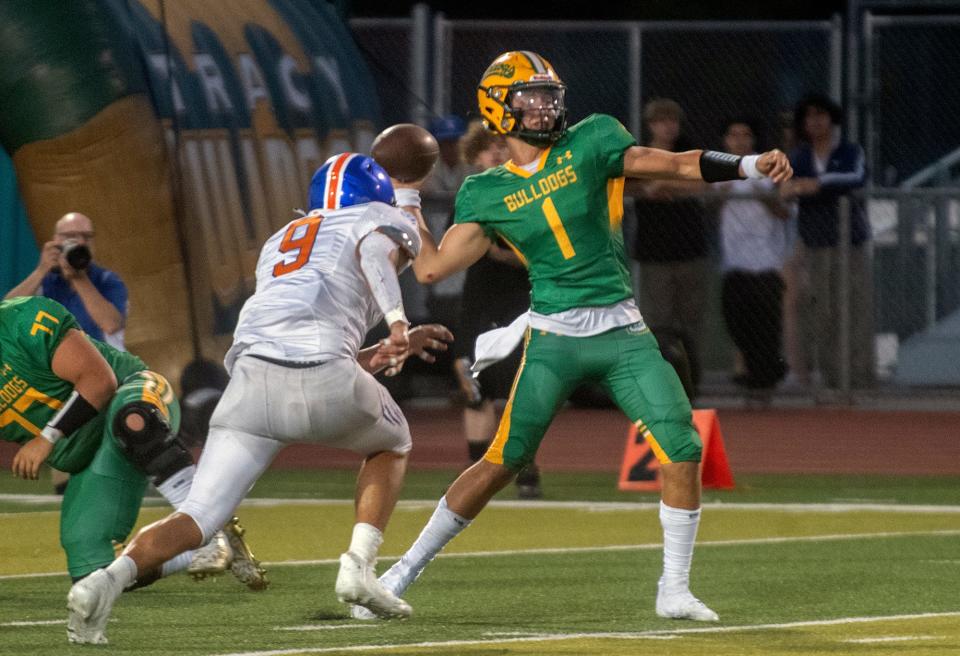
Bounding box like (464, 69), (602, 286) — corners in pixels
(40, 425), (63, 445)
(740, 154), (764, 180)
(394, 188), (421, 209)
(385, 308), (408, 327)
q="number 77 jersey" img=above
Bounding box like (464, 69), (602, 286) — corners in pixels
(226, 202), (421, 372)
(0, 297), (146, 452)
(454, 113), (638, 315)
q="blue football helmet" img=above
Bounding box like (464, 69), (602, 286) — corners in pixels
(308, 153), (395, 211)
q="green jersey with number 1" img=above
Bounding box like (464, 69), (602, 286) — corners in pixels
(454, 113), (637, 314)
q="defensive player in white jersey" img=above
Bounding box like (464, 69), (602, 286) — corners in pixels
(66, 154), (453, 643)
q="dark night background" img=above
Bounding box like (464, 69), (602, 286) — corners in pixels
(346, 1), (847, 20)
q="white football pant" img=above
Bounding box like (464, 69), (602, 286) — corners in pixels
(179, 356), (411, 541)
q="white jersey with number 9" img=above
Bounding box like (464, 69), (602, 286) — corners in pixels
(224, 201), (420, 374)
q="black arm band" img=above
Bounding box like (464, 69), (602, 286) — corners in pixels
(699, 150), (744, 183)
(40, 391), (100, 444)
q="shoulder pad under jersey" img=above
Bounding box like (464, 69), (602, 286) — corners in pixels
(351, 202), (422, 259)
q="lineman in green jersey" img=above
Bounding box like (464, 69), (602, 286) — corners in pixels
(0, 299), (265, 611)
(357, 51), (792, 622)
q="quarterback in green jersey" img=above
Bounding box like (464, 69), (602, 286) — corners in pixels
(357, 50), (792, 623)
(0, 297), (265, 639)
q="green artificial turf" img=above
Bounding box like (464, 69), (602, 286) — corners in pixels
(2, 497), (960, 655)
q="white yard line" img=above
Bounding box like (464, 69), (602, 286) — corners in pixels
(0, 618), (118, 627)
(480, 630), (684, 640)
(0, 494), (64, 504)
(4, 528), (959, 582)
(211, 611), (960, 656)
(844, 635), (938, 643)
(0, 571), (64, 581)
(4, 494), (960, 514)
(0, 619), (65, 627)
(248, 499), (960, 514)
(274, 625), (378, 632)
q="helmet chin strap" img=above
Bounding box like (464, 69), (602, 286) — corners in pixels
(517, 133), (556, 148)
(510, 108), (567, 146)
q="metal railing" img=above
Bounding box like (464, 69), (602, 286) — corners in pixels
(900, 147), (960, 189)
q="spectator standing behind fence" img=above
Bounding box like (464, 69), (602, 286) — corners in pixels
(421, 115), (472, 331)
(450, 121), (541, 498)
(782, 94), (873, 392)
(776, 109), (810, 390)
(630, 99), (709, 396)
(717, 119), (793, 403)
(5, 212), (127, 350)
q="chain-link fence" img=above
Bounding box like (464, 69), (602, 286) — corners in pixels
(349, 10), (960, 402)
(350, 17), (420, 128)
(866, 15), (960, 186)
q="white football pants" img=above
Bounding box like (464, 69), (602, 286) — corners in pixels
(179, 355), (411, 541)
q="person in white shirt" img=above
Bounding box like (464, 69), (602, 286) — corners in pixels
(66, 153), (453, 645)
(718, 119), (795, 396)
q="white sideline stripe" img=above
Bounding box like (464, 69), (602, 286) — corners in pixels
(0, 571), (64, 581)
(482, 630), (684, 641)
(262, 529), (960, 568)
(0, 619), (64, 627)
(5, 494), (960, 514)
(211, 611), (960, 656)
(845, 635), (937, 643)
(275, 625), (378, 632)
(249, 499), (960, 514)
(4, 528), (959, 581)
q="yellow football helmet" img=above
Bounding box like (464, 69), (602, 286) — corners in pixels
(477, 51), (567, 145)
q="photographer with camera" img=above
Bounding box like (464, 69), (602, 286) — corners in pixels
(5, 212), (128, 495)
(5, 212), (127, 349)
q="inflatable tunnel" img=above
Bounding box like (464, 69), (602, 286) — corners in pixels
(0, 0), (381, 382)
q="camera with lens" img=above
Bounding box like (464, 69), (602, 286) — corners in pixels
(60, 240), (92, 271)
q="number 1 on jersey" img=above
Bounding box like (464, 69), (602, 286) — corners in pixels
(541, 197), (576, 259)
(273, 214), (323, 277)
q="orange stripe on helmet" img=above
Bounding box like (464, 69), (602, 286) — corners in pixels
(326, 153), (353, 209)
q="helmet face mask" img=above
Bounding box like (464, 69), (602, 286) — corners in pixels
(506, 84), (567, 146)
(478, 51), (567, 147)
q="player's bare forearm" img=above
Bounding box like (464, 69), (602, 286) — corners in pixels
(5, 241), (58, 299)
(3, 269), (44, 300)
(50, 329), (117, 409)
(411, 220), (491, 285)
(623, 146), (703, 180)
(623, 146), (793, 185)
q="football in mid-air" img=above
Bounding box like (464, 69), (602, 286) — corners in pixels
(371, 123), (439, 183)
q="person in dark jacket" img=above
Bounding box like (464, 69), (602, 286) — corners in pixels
(783, 93), (874, 391)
